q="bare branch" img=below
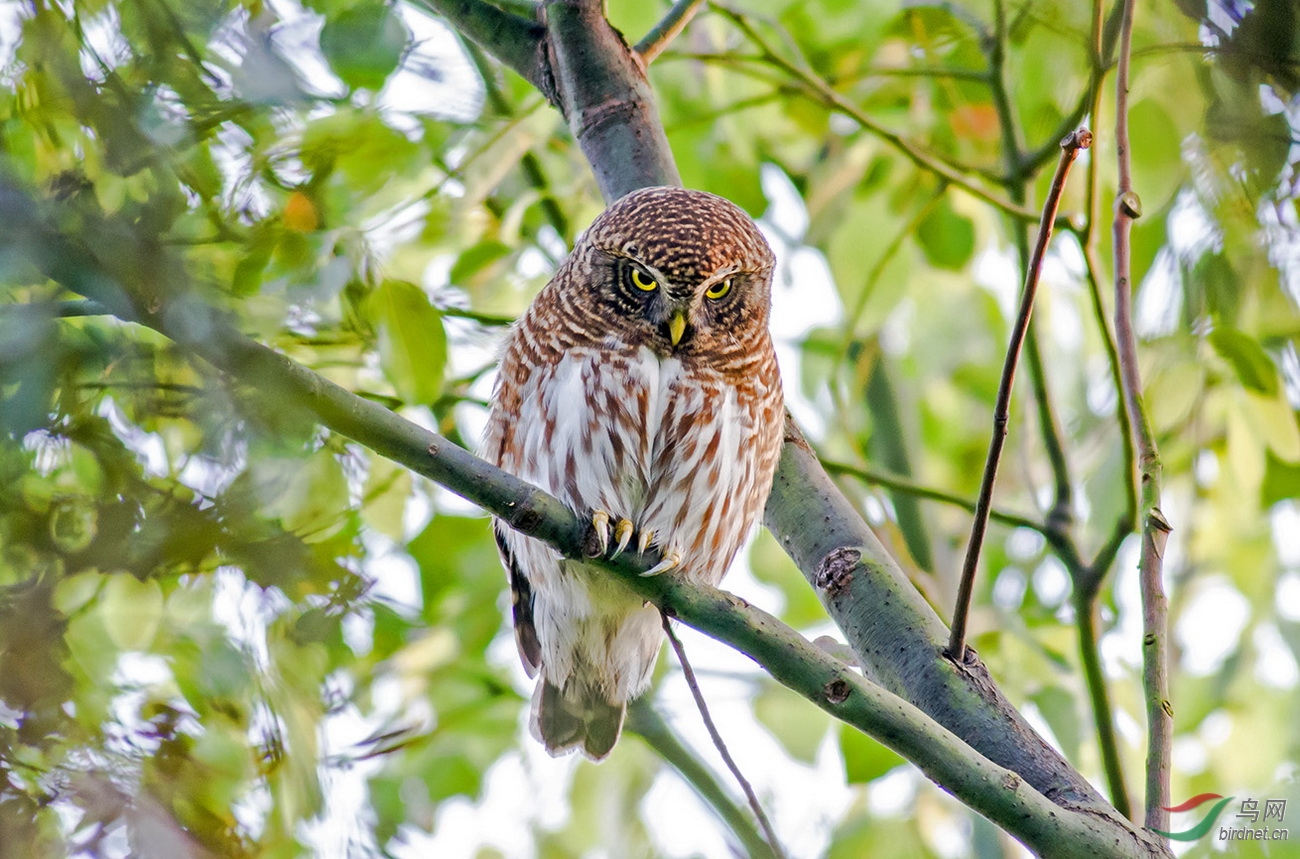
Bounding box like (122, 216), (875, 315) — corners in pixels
(626, 700), (780, 859)
(949, 129), (1092, 661)
(711, 5), (1052, 223)
(1110, 0), (1172, 834)
(821, 459), (1047, 535)
(660, 614), (786, 859)
(1075, 593), (1133, 816)
(544, 0), (681, 199)
(635, 0), (708, 64)
(411, 0), (548, 91)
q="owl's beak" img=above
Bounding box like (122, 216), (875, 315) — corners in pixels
(668, 310), (688, 346)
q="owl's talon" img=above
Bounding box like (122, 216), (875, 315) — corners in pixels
(610, 519), (635, 559)
(591, 510), (611, 556)
(637, 528), (655, 555)
(641, 550), (682, 577)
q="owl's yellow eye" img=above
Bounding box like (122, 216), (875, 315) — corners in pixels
(704, 278), (733, 300)
(630, 267), (658, 292)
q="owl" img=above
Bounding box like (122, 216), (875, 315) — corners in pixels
(482, 186), (785, 760)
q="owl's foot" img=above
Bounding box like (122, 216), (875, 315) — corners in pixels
(641, 550), (682, 577)
(610, 518), (635, 559)
(588, 514), (678, 575)
(589, 510), (612, 556)
(626, 527), (679, 576)
(588, 510), (637, 559)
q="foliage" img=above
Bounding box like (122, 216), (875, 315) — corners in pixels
(0, 0), (1298, 856)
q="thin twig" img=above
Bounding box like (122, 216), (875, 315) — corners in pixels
(1110, 0), (1172, 835)
(626, 700), (779, 859)
(984, 0), (1076, 544)
(635, 0), (708, 63)
(821, 459), (1047, 535)
(948, 128), (1093, 662)
(660, 611), (787, 859)
(437, 306), (516, 327)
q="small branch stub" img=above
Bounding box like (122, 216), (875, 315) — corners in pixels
(1063, 128), (1094, 150)
(823, 678), (852, 704)
(814, 547), (861, 598)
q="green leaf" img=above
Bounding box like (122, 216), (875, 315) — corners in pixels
(449, 240), (513, 288)
(1028, 686), (1081, 764)
(319, 2), (411, 92)
(1246, 390), (1300, 463)
(754, 680), (828, 763)
(915, 196), (975, 271)
(301, 109), (423, 197)
(1128, 98), (1184, 211)
(1191, 252), (1240, 325)
(839, 722), (905, 784)
(370, 279), (446, 404)
(361, 456), (411, 541)
(423, 752), (482, 802)
(1209, 327), (1279, 395)
(101, 574), (164, 651)
(1262, 451), (1300, 505)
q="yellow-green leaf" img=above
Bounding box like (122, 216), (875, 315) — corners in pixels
(370, 279), (446, 405)
(101, 575), (164, 652)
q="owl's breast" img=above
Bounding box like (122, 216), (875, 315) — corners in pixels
(496, 346), (662, 518)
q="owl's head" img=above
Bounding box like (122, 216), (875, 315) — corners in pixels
(574, 186), (776, 357)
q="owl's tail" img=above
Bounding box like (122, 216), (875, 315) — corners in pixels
(531, 677), (624, 762)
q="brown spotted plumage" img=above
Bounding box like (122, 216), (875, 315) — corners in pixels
(482, 187), (784, 760)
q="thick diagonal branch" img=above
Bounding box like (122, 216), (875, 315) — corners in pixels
(411, 0), (548, 91)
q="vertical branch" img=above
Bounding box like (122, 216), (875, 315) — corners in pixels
(1110, 0), (1173, 835)
(1069, 0), (1135, 820)
(948, 130), (1092, 661)
(989, 0), (1074, 536)
(1074, 588), (1132, 815)
(544, 0), (682, 199)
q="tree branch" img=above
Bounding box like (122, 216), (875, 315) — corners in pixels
(1110, 0), (1173, 835)
(660, 615), (786, 858)
(949, 129), (1092, 660)
(543, 0), (681, 199)
(1064, 0), (1136, 818)
(635, 0), (707, 64)
(412, 0), (548, 92)
(1074, 592), (1132, 815)
(821, 459), (1047, 536)
(625, 700), (779, 859)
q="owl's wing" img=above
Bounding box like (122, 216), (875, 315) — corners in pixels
(494, 522), (542, 677)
